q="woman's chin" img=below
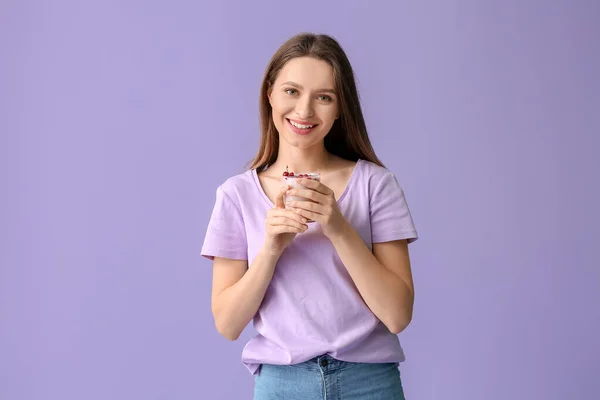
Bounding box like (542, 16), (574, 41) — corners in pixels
(282, 135), (323, 150)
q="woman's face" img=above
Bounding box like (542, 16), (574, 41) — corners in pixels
(268, 57), (339, 150)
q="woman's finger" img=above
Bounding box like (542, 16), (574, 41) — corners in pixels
(295, 178), (333, 195)
(275, 185), (290, 209)
(268, 216), (308, 231)
(269, 208), (308, 224)
(269, 224), (306, 235)
(288, 200), (325, 215)
(291, 207), (319, 222)
(286, 188), (327, 204)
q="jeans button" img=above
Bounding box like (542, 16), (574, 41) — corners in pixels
(320, 359), (328, 367)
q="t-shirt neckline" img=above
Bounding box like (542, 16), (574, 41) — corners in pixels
(251, 159), (363, 209)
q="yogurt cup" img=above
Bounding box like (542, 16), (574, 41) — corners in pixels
(282, 170), (320, 222)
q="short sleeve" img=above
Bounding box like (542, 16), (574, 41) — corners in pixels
(201, 186), (248, 260)
(370, 172), (418, 244)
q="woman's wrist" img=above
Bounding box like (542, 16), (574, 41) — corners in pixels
(324, 219), (353, 242)
(259, 241), (284, 261)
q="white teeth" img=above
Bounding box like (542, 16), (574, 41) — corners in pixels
(289, 120), (314, 129)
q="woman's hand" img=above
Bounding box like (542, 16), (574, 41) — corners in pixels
(263, 185), (309, 256)
(285, 178), (349, 239)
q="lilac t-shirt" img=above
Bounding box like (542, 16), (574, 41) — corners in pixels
(201, 159), (418, 375)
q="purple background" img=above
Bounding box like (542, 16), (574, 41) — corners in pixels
(2, 1), (599, 399)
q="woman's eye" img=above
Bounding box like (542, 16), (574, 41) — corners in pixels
(285, 88), (298, 95)
(317, 95), (333, 102)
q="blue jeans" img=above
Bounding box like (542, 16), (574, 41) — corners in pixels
(253, 354), (406, 399)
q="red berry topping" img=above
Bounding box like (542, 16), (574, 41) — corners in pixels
(289, 172), (295, 177)
(283, 171), (289, 176)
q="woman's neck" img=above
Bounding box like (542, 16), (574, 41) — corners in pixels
(270, 144), (333, 175)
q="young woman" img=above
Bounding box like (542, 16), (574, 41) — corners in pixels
(201, 32), (418, 399)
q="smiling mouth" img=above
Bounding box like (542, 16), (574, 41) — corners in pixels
(287, 119), (317, 129)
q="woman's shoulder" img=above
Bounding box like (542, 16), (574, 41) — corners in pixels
(212, 169), (258, 201)
(357, 159), (397, 185)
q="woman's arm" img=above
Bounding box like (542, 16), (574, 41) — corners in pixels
(211, 185), (308, 341)
(211, 247), (280, 341)
(328, 229), (414, 334)
(287, 177), (415, 334)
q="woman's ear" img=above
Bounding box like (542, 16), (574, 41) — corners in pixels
(267, 85), (273, 106)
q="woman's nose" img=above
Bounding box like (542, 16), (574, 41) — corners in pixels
(294, 96), (315, 118)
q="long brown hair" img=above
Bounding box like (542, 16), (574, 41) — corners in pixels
(248, 33), (385, 171)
